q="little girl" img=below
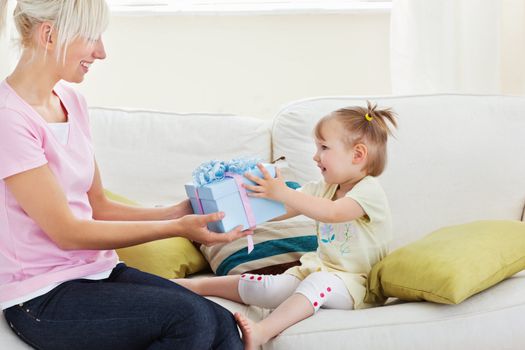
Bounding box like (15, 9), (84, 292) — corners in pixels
(175, 101), (397, 350)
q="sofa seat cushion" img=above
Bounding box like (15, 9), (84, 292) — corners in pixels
(3, 271), (524, 350)
(0, 320), (32, 349)
(206, 270), (525, 350)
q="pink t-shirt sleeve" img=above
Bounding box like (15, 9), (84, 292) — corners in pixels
(0, 108), (47, 179)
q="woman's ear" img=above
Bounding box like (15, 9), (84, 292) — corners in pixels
(37, 22), (56, 49)
(352, 143), (368, 164)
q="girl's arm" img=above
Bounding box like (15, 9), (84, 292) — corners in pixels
(270, 205), (301, 222)
(88, 160), (192, 221)
(5, 164), (249, 250)
(244, 164), (365, 223)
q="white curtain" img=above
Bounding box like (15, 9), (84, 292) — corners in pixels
(390, 0), (502, 95)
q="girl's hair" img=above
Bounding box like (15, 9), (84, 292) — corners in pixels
(0, 0), (109, 60)
(314, 101), (397, 177)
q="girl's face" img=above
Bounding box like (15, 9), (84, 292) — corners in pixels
(58, 36), (106, 83)
(312, 119), (365, 186)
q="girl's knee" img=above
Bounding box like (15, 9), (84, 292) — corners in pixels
(295, 272), (346, 312)
(238, 274), (300, 309)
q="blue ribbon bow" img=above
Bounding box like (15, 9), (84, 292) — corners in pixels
(192, 157), (261, 186)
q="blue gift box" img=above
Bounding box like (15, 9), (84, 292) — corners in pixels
(184, 164), (286, 233)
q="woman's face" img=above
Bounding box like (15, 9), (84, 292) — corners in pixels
(58, 36), (106, 83)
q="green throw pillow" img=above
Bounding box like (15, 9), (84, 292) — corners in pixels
(104, 189), (209, 278)
(365, 220), (525, 305)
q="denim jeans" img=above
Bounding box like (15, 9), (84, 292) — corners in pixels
(3, 263), (243, 350)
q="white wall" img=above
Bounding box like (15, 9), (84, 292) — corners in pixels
(1, 8), (524, 119)
(0, 12), (391, 120)
(76, 13), (391, 119)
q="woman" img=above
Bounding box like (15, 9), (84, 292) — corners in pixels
(0, 1), (248, 349)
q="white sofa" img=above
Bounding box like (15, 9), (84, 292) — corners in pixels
(2, 94), (525, 349)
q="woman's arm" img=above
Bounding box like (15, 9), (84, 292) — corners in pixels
(244, 164), (365, 223)
(5, 164), (248, 251)
(88, 160), (192, 221)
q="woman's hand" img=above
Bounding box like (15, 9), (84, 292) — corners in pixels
(243, 163), (287, 202)
(167, 199), (194, 219)
(176, 212), (251, 246)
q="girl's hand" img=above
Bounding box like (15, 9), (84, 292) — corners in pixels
(177, 212), (251, 246)
(243, 163), (287, 201)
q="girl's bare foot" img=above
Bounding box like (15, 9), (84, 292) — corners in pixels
(235, 312), (268, 350)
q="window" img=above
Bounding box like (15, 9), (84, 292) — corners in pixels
(106, 0), (392, 15)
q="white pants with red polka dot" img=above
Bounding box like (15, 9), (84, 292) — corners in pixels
(237, 272), (354, 312)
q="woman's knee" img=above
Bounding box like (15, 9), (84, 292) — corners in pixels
(175, 292), (218, 328)
(173, 296), (242, 349)
(206, 300), (243, 349)
(154, 297), (219, 350)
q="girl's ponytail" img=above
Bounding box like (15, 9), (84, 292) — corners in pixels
(364, 100), (397, 137)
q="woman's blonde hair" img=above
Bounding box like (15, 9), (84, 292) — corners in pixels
(0, 0), (109, 60)
(314, 101), (398, 177)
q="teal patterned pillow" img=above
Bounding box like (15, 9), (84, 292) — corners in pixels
(200, 217), (317, 276)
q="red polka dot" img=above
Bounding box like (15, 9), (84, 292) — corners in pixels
(313, 301), (318, 307)
(257, 276), (262, 281)
(320, 293), (325, 298)
(241, 274), (246, 278)
(327, 287), (332, 292)
(250, 276), (254, 280)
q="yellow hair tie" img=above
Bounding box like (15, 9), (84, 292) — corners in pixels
(365, 113), (373, 121)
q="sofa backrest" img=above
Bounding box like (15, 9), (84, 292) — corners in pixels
(272, 94), (525, 248)
(89, 108), (272, 207)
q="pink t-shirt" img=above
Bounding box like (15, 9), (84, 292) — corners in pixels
(0, 80), (118, 306)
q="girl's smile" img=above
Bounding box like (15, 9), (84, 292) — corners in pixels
(313, 118), (365, 188)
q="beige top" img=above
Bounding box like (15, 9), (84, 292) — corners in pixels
(285, 176), (392, 309)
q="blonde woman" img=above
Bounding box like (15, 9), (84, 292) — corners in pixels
(0, 1), (248, 349)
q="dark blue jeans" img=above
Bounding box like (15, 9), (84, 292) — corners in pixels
(3, 263), (242, 350)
